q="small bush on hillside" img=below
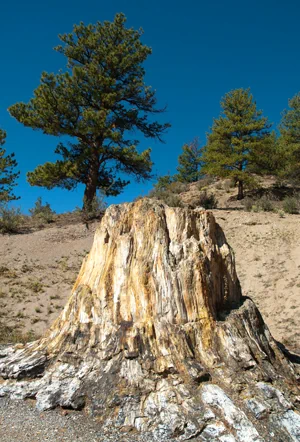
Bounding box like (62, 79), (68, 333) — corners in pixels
(149, 179), (218, 209)
(223, 179), (236, 192)
(167, 181), (188, 194)
(229, 178), (236, 188)
(244, 198), (253, 212)
(79, 193), (107, 221)
(0, 205), (22, 233)
(148, 189), (182, 207)
(283, 197), (299, 214)
(26, 280), (43, 293)
(197, 176), (215, 191)
(198, 191), (218, 209)
(273, 178), (286, 189)
(258, 196), (274, 212)
(0, 324), (37, 344)
(29, 197), (55, 223)
(154, 174), (174, 191)
(161, 192), (182, 207)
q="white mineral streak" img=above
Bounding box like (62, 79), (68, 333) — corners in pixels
(120, 359), (144, 385)
(0, 200), (299, 440)
(201, 384), (263, 442)
(256, 382), (293, 410)
(245, 398), (269, 420)
(280, 410), (300, 441)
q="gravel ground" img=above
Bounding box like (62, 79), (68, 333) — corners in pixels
(0, 398), (150, 442)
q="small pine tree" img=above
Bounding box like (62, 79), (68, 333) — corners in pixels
(175, 138), (203, 183)
(29, 197), (55, 223)
(279, 92), (300, 183)
(0, 129), (19, 203)
(154, 174), (174, 191)
(202, 88), (274, 199)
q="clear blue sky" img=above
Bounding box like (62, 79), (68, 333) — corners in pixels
(1, 0), (299, 213)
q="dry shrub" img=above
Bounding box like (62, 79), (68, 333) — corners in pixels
(167, 181), (189, 194)
(0, 323), (38, 344)
(244, 198), (253, 212)
(224, 179), (236, 192)
(283, 197), (299, 214)
(29, 197), (55, 223)
(0, 205), (22, 233)
(198, 191), (218, 209)
(197, 176), (215, 191)
(148, 189), (182, 207)
(77, 193), (107, 221)
(258, 196), (274, 212)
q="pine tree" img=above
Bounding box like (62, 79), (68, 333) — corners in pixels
(175, 138), (203, 183)
(202, 88), (274, 199)
(154, 174), (174, 191)
(9, 13), (170, 209)
(279, 92), (300, 183)
(0, 129), (19, 203)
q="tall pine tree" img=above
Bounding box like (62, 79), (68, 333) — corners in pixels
(9, 13), (170, 209)
(0, 129), (19, 203)
(202, 88), (274, 199)
(279, 92), (300, 183)
(175, 138), (203, 183)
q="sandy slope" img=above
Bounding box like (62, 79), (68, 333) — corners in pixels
(215, 210), (300, 352)
(0, 207), (299, 352)
(0, 222), (97, 339)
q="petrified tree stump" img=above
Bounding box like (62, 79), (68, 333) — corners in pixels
(0, 200), (299, 441)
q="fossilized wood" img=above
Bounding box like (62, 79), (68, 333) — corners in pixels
(0, 200), (299, 441)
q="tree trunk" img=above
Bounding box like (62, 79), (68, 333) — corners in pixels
(83, 180), (97, 211)
(0, 200), (299, 440)
(83, 147), (100, 211)
(237, 179), (244, 200)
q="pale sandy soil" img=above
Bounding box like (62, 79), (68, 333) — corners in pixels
(214, 210), (300, 351)
(0, 202), (299, 353)
(0, 221), (97, 341)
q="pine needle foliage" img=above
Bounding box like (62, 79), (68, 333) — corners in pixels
(175, 138), (203, 183)
(0, 129), (19, 203)
(154, 174), (174, 191)
(9, 13), (170, 209)
(202, 88), (275, 199)
(279, 92), (300, 183)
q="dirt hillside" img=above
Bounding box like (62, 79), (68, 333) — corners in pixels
(216, 210), (300, 352)
(0, 221), (97, 341)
